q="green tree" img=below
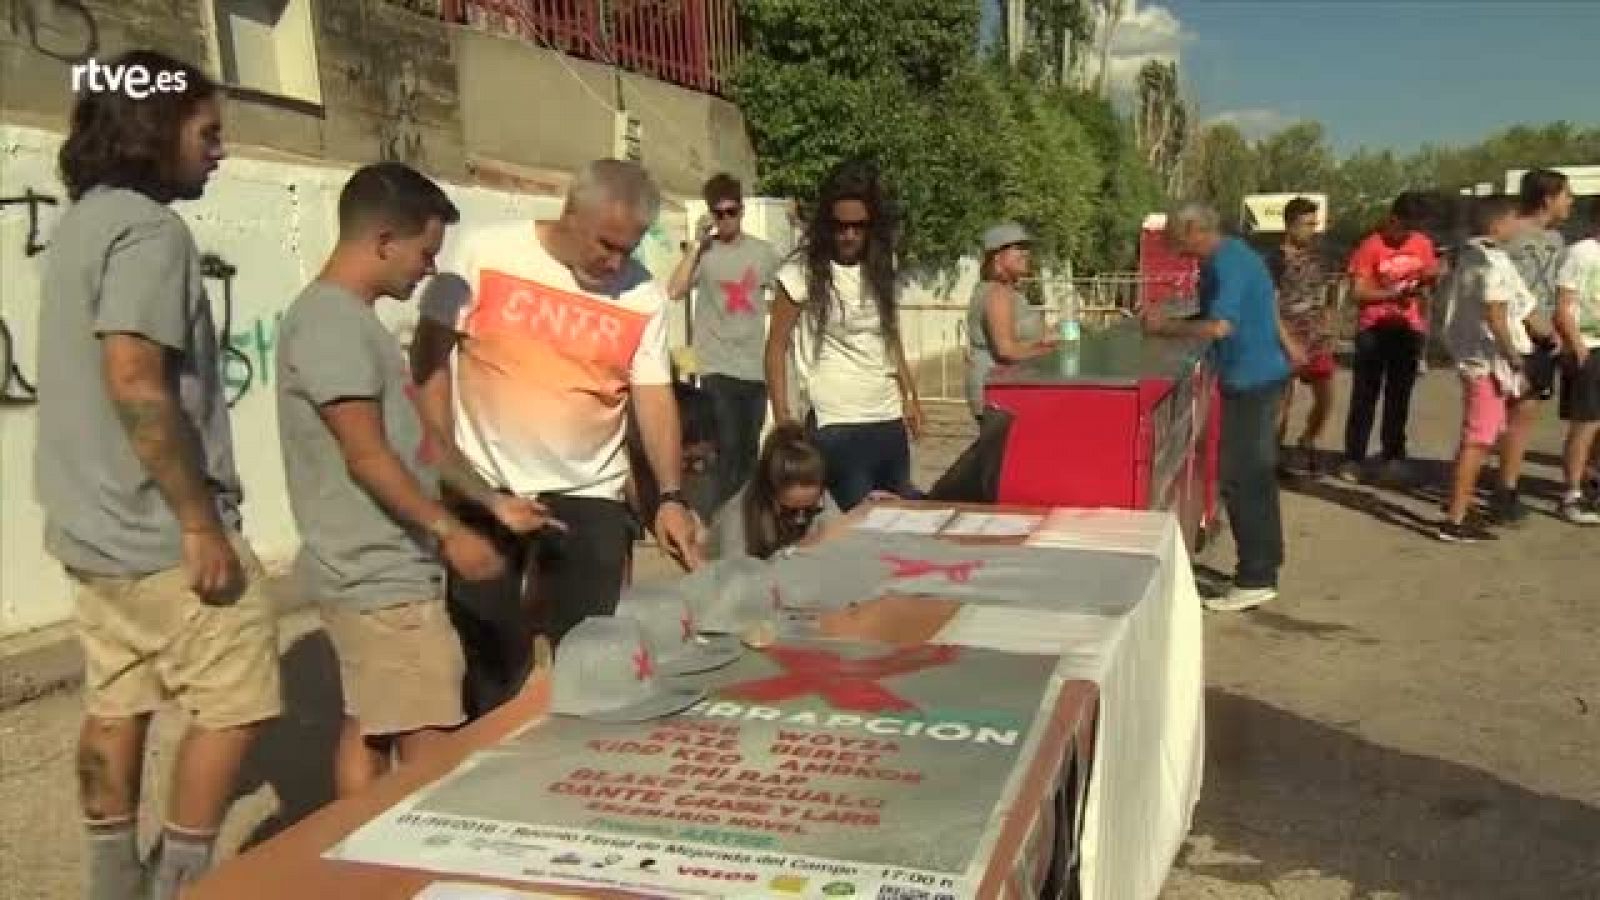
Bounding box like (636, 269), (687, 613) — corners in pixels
(733, 0), (1150, 274)
(1182, 121), (1257, 230)
(1252, 121), (1333, 193)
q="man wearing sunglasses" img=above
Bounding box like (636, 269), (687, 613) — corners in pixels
(668, 173), (783, 510)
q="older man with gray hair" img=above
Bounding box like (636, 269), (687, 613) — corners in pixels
(1144, 201), (1299, 611)
(412, 158), (701, 717)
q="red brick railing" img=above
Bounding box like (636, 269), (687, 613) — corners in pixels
(438, 0), (740, 96)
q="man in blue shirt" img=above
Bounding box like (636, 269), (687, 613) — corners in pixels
(1143, 202), (1300, 611)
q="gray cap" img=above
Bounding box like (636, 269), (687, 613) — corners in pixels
(681, 557), (821, 640)
(615, 580), (743, 676)
(549, 616), (705, 722)
(982, 221), (1033, 253)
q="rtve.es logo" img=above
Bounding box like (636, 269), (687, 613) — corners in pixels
(71, 58), (190, 99)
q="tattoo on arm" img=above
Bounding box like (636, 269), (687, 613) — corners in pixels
(109, 386), (219, 533)
(102, 335), (220, 532)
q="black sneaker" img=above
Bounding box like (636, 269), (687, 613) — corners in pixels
(1489, 489), (1528, 527)
(1436, 519), (1495, 543)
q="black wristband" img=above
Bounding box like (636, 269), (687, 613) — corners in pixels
(658, 490), (686, 509)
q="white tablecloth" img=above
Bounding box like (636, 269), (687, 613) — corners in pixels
(933, 509), (1205, 900)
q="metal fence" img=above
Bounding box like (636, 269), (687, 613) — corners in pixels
(438, 0), (740, 96)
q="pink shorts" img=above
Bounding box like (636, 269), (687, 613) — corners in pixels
(1460, 374), (1508, 447)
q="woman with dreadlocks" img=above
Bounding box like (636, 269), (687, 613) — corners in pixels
(763, 160), (926, 511)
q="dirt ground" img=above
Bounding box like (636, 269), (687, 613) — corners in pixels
(1, 369), (1596, 900)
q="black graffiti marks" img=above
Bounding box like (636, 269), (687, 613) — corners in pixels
(0, 189), (54, 405)
(5, 0), (98, 64)
(0, 189), (59, 257)
(199, 252), (256, 408)
(0, 314), (37, 405)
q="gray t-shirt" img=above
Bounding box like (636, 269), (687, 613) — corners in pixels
(276, 282), (442, 607)
(692, 234), (781, 382)
(965, 280), (1045, 417)
(1504, 223), (1566, 322)
(34, 187), (241, 576)
(706, 484), (840, 560)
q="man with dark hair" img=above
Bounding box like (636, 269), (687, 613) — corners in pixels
(1438, 194), (1537, 541)
(1266, 195), (1337, 475)
(1338, 191), (1439, 485)
(1494, 168), (1575, 523)
(1553, 208), (1600, 524)
(35, 50), (277, 899)
(412, 159), (700, 718)
(667, 172), (782, 508)
(276, 163), (544, 796)
(766, 159), (926, 510)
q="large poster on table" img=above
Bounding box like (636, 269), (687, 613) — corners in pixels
(329, 641), (1064, 899)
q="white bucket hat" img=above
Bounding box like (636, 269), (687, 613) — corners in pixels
(982, 221), (1033, 254)
(548, 617), (705, 722)
(616, 581), (742, 676)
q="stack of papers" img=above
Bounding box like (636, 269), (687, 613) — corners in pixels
(855, 506), (955, 534)
(1025, 507), (1172, 556)
(940, 511), (1044, 538)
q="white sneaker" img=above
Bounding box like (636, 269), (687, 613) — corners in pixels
(1204, 586), (1276, 612)
(1559, 498), (1600, 526)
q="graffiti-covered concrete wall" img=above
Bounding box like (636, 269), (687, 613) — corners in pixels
(0, 123), (688, 637)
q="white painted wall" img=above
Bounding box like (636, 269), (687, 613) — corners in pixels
(0, 123), (688, 637)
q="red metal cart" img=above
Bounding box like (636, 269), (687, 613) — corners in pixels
(983, 321), (1221, 551)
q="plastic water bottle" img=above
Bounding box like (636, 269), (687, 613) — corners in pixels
(1059, 290), (1081, 344)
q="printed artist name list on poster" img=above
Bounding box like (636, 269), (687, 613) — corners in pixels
(548, 719), (921, 841)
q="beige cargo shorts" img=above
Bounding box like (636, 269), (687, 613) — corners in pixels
(319, 597), (465, 737)
(71, 533), (282, 730)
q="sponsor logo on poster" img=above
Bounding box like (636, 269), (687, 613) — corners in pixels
(768, 873), (809, 893)
(677, 865), (758, 882)
(875, 886), (931, 900)
(822, 881), (858, 896)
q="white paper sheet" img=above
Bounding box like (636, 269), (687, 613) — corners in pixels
(855, 506), (956, 534)
(941, 512), (1045, 538)
(414, 882), (574, 899)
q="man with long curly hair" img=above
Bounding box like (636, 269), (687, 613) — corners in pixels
(34, 50), (280, 898)
(764, 160), (926, 510)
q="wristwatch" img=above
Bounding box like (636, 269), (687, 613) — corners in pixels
(658, 490), (687, 509)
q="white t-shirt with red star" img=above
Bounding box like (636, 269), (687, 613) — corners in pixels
(691, 234), (781, 382)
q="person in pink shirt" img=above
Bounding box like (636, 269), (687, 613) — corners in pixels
(1338, 192), (1439, 484)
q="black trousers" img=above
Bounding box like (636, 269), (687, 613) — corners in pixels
(1344, 326), (1423, 463)
(443, 491), (636, 719)
(1221, 381), (1286, 589)
(701, 373), (768, 509)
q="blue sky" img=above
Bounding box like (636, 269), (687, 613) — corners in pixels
(984, 1), (1600, 156)
(1168, 0), (1600, 154)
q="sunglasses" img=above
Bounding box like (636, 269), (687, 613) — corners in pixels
(833, 218), (872, 234)
(712, 206), (743, 219)
(779, 503), (825, 523)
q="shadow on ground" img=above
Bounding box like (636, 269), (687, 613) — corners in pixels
(1179, 689), (1600, 899)
(232, 632), (342, 851)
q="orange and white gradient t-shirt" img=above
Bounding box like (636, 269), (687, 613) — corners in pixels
(420, 221), (672, 500)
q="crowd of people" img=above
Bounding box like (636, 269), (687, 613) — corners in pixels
(26, 44), (1598, 899)
(29, 50), (928, 899)
(1140, 170), (1597, 611)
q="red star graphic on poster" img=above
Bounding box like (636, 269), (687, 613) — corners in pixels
(402, 380), (440, 466)
(722, 644), (960, 713)
(633, 644), (655, 681)
(718, 266), (759, 315)
(881, 555), (984, 584)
